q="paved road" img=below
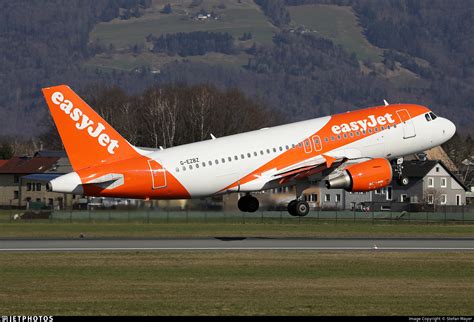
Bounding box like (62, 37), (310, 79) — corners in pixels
(0, 238), (473, 251)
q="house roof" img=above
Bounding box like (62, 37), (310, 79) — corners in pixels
(34, 150), (67, 158)
(0, 156), (60, 174)
(400, 160), (468, 191)
(401, 160), (439, 178)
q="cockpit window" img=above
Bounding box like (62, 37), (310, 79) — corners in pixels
(429, 112), (437, 120)
(425, 113), (432, 121)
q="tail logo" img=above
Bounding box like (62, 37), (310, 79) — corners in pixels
(51, 92), (119, 155)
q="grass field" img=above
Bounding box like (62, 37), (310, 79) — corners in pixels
(90, 0), (276, 48)
(0, 251), (472, 315)
(1, 221), (473, 239)
(87, 0), (275, 71)
(288, 4), (383, 63)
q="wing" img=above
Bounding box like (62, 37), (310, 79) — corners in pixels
(273, 154), (348, 185)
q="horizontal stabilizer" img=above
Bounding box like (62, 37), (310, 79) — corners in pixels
(21, 173), (63, 183)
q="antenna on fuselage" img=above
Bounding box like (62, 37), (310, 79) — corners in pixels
(383, 99), (389, 106)
(210, 134), (217, 140)
(159, 146), (164, 150)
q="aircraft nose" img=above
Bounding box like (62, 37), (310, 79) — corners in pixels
(443, 119), (456, 139)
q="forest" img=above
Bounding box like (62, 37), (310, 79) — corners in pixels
(149, 31), (236, 56)
(0, 0), (472, 176)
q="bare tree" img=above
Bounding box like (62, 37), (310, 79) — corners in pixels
(191, 86), (212, 141)
(424, 188), (444, 211)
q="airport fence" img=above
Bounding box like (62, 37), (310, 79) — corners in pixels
(1, 204), (474, 225)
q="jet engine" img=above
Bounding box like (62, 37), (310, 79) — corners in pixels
(325, 158), (392, 192)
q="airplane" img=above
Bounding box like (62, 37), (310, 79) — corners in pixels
(41, 85), (456, 216)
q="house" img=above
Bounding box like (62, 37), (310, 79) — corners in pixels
(373, 160), (467, 207)
(0, 152), (76, 209)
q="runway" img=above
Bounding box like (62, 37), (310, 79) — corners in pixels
(0, 238), (473, 251)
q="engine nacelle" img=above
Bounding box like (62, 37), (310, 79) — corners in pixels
(325, 158), (392, 192)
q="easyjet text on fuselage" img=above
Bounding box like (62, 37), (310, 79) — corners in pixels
(331, 113), (396, 135)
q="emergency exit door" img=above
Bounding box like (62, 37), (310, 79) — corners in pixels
(148, 159), (167, 189)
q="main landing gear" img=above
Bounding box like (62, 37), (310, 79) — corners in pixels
(238, 194), (259, 213)
(287, 182), (311, 217)
(287, 199), (310, 217)
(394, 157), (409, 186)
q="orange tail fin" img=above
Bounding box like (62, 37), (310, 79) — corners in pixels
(42, 85), (138, 171)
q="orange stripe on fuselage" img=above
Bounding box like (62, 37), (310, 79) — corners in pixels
(220, 104), (429, 192)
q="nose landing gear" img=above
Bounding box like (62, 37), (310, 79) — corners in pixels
(394, 157), (409, 186)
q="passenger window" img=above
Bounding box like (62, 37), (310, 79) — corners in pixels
(292, 144), (296, 149)
(247, 153), (251, 158)
(374, 127), (378, 132)
(381, 126), (384, 130)
(234, 155), (238, 160)
(356, 132), (360, 136)
(189, 165), (193, 170)
(343, 133), (347, 139)
(215, 159), (219, 165)
(221, 158), (225, 163)
(331, 136), (335, 141)
(228, 157), (232, 162)
(196, 163), (199, 168)
(202, 162), (206, 167)
(368, 129), (372, 134)
(241, 154), (245, 159)
(324, 137), (329, 142)
(176, 167), (180, 172)
(208, 161), (212, 166)
(285, 145), (289, 150)
(279, 146), (283, 151)
(298, 143), (302, 148)
(260, 150), (264, 155)
(273, 148), (277, 153)
(254, 152), (257, 156)
(337, 135), (341, 140)
(350, 132), (354, 137)
(266, 149), (270, 154)
(182, 166), (186, 171)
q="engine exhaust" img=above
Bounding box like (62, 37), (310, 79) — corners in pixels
(325, 171), (352, 190)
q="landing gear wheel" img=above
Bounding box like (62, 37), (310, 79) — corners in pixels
(287, 200), (298, 216)
(238, 195), (259, 213)
(246, 196), (259, 213)
(295, 200), (310, 217)
(397, 176), (409, 186)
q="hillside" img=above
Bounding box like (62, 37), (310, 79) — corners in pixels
(0, 0), (473, 142)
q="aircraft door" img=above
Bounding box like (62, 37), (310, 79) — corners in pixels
(312, 135), (323, 152)
(396, 109), (416, 139)
(303, 138), (312, 154)
(148, 159), (167, 189)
